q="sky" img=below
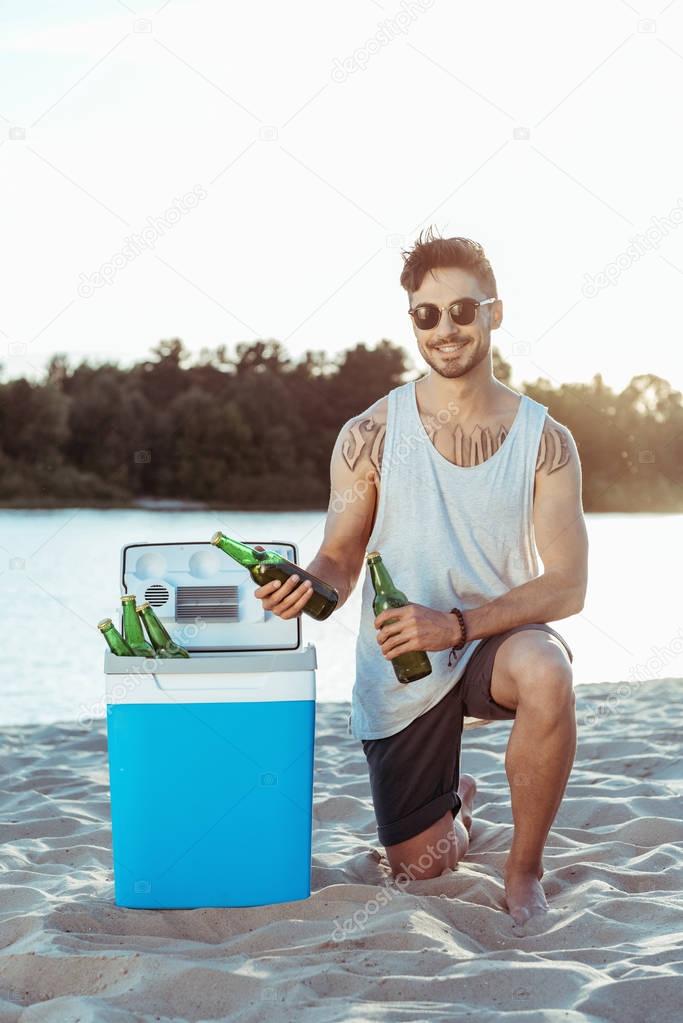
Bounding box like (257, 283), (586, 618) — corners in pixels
(1, 0), (683, 394)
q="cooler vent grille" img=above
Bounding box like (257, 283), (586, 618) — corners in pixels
(176, 585), (239, 622)
(144, 584), (169, 607)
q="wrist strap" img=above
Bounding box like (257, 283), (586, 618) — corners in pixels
(447, 606), (467, 667)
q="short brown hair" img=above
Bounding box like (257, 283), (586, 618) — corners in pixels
(399, 226), (498, 303)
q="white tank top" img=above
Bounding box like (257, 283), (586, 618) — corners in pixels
(349, 377), (549, 740)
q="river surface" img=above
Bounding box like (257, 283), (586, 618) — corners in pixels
(1, 509), (681, 724)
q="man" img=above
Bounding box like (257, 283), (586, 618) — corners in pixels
(255, 228), (588, 925)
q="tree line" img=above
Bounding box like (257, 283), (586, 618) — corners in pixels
(0, 338), (680, 511)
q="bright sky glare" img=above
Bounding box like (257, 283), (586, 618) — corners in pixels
(1, 0), (683, 394)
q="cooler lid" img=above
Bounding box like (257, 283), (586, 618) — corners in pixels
(103, 645), (317, 674)
(120, 540), (301, 652)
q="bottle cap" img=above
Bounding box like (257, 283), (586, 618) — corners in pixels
(137, 601), (150, 612)
(367, 551), (381, 560)
(97, 618), (112, 630)
(121, 594), (135, 603)
(210, 531), (222, 545)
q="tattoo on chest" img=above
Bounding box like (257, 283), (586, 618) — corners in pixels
(342, 415), (570, 478)
(445, 423), (509, 466)
(342, 417), (386, 476)
(432, 421), (570, 473)
(431, 421), (569, 473)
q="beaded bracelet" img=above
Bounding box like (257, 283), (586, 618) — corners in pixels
(447, 606), (467, 667)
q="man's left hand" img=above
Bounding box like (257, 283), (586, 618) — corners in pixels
(374, 603), (461, 660)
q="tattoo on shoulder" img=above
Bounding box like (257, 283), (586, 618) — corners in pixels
(536, 424), (571, 475)
(342, 416), (386, 477)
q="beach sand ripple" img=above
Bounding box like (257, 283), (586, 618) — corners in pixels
(1, 678), (682, 1021)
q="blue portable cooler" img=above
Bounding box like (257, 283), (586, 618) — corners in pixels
(104, 540), (316, 909)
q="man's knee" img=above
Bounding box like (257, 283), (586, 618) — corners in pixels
(386, 812), (459, 880)
(515, 648), (575, 714)
(498, 633), (574, 713)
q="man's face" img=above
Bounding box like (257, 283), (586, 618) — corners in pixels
(409, 267), (501, 380)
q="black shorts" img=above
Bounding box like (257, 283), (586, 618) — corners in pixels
(361, 624), (573, 848)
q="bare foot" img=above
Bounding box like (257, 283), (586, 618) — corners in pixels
(504, 863), (548, 925)
(457, 774), (477, 834)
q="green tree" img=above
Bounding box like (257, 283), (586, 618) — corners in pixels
(0, 335), (680, 511)
(170, 387), (252, 499)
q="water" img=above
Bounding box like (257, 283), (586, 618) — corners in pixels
(0, 509), (681, 725)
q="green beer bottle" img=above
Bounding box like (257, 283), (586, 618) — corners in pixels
(98, 618), (133, 656)
(367, 551), (432, 684)
(210, 532), (339, 622)
(121, 594), (155, 656)
(137, 602), (190, 658)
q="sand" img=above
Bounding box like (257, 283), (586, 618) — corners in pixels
(1, 677), (682, 1022)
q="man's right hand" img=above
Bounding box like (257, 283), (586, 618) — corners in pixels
(254, 574), (314, 620)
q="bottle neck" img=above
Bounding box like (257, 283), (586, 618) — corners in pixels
(368, 558), (394, 595)
(214, 534), (287, 568)
(122, 600), (144, 641)
(214, 534), (261, 568)
(140, 606), (169, 647)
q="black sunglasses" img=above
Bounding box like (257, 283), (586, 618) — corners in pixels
(408, 296), (496, 330)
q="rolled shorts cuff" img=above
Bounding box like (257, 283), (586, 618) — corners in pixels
(377, 789), (462, 848)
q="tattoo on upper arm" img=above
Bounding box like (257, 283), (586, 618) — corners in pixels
(341, 417), (386, 477)
(536, 424), (571, 475)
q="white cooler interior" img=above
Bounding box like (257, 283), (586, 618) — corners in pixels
(120, 540), (301, 651)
